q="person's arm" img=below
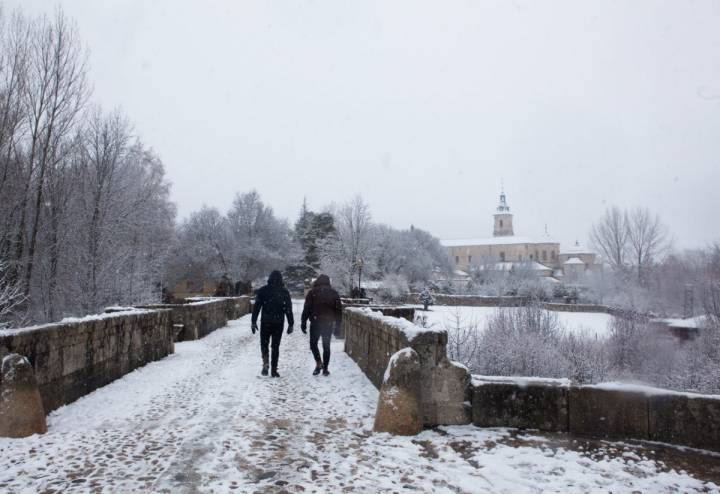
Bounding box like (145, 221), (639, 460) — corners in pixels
(301, 290), (313, 329)
(334, 292), (343, 327)
(251, 290), (263, 326)
(284, 289), (294, 327)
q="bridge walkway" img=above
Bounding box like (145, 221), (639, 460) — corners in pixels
(0, 301), (716, 492)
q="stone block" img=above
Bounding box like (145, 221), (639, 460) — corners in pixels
(569, 387), (649, 440)
(471, 380), (569, 431)
(374, 348), (423, 435)
(0, 354), (47, 438)
(421, 359), (471, 426)
(649, 394), (720, 452)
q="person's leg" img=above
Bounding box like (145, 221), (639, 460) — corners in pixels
(309, 326), (322, 374)
(270, 325), (283, 376)
(321, 327), (332, 375)
(260, 325), (270, 375)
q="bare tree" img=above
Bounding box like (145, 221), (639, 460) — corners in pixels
(20, 9), (88, 296)
(319, 195), (373, 293)
(590, 206), (629, 273)
(0, 259), (24, 328)
(626, 207), (669, 284)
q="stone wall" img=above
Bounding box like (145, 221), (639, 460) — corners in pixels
(406, 293), (529, 307)
(471, 377), (720, 452)
(336, 305), (414, 338)
(407, 293), (629, 316)
(139, 296), (251, 341)
(0, 310), (173, 413)
(343, 308), (470, 426)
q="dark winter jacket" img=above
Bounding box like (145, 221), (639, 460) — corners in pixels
(252, 271), (294, 327)
(301, 275), (342, 329)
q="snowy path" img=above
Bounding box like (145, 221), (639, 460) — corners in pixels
(0, 302), (718, 493)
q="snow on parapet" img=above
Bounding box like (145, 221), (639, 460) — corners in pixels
(0, 309), (154, 336)
(584, 382), (720, 400)
(383, 347), (417, 384)
(471, 375), (720, 400)
(472, 375), (571, 388)
(345, 307), (443, 343)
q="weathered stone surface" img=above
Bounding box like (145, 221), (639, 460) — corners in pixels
(374, 348), (423, 435)
(649, 394), (720, 452)
(0, 310), (175, 413)
(569, 387), (648, 439)
(472, 380), (569, 431)
(421, 359), (471, 426)
(343, 310), (411, 389)
(0, 354), (47, 437)
(344, 308), (470, 428)
(138, 296), (250, 342)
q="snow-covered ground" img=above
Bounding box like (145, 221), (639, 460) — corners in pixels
(0, 301), (717, 493)
(414, 304), (614, 339)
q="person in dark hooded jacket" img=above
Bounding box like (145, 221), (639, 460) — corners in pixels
(301, 274), (342, 376)
(251, 271), (294, 377)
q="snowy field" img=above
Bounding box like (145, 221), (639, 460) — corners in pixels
(413, 304), (615, 339)
(0, 301), (717, 493)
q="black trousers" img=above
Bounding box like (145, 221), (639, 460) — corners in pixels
(310, 325), (333, 369)
(260, 322), (283, 371)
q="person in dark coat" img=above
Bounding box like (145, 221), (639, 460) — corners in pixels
(214, 274), (233, 297)
(251, 271), (294, 377)
(301, 274), (342, 376)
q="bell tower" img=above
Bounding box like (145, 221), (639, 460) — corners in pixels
(493, 187), (514, 237)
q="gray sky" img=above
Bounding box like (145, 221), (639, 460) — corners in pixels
(11, 0), (720, 249)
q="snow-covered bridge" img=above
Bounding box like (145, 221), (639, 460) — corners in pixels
(1, 301), (719, 493)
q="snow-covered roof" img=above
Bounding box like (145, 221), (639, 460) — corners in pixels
(654, 315), (709, 329)
(561, 241), (595, 256)
(441, 236), (560, 247)
(525, 261), (553, 271)
(563, 257), (585, 265)
(453, 269), (470, 277)
(476, 261), (552, 272)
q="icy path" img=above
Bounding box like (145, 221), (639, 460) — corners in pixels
(0, 303), (718, 493)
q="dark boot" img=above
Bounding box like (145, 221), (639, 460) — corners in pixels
(322, 366), (330, 377)
(261, 355), (269, 376)
(313, 359), (322, 376)
(271, 369), (280, 378)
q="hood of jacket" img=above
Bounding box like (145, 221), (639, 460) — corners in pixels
(313, 274), (331, 288)
(267, 270), (284, 288)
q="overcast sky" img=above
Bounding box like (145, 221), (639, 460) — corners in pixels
(10, 0), (720, 249)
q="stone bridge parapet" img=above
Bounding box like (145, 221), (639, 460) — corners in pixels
(0, 309), (174, 414)
(343, 307), (471, 427)
(138, 296), (251, 341)
(343, 308), (720, 452)
(472, 376), (720, 452)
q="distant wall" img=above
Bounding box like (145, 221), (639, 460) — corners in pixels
(471, 377), (720, 452)
(407, 294), (529, 307)
(139, 296), (251, 341)
(343, 308), (470, 426)
(0, 310), (174, 413)
(407, 293), (631, 316)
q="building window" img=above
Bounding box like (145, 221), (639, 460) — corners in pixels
(542, 250), (547, 260)
(499, 220), (503, 228)
(551, 251), (556, 260)
(530, 254), (533, 260)
(535, 250), (539, 260)
(499, 252), (505, 262)
(468, 255), (472, 263)
(455, 256), (459, 264)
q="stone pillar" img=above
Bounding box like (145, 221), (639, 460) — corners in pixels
(0, 354), (47, 438)
(374, 348), (423, 435)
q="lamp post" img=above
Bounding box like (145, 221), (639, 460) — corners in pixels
(356, 257), (364, 296)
